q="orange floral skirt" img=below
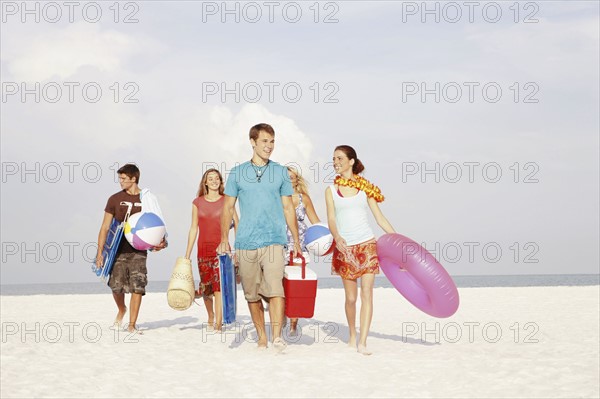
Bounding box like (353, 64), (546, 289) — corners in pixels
(331, 240), (379, 280)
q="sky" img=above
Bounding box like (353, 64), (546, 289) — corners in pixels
(1, 0), (599, 284)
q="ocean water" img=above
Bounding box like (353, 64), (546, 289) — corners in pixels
(0, 274), (598, 296)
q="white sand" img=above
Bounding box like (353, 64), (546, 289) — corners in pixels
(1, 286), (599, 398)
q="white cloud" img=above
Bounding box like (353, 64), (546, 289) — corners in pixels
(2, 22), (146, 82)
(138, 103), (314, 172)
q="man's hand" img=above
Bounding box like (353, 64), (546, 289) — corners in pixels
(152, 237), (168, 252)
(217, 241), (230, 255)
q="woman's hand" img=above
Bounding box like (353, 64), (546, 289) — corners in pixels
(335, 236), (348, 253)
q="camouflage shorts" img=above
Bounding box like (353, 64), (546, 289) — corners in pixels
(108, 252), (148, 295)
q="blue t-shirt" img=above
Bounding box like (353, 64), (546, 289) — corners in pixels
(224, 160), (293, 250)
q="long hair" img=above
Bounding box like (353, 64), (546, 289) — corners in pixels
(335, 145), (365, 174)
(287, 166), (309, 195)
(197, 168), (224, 197)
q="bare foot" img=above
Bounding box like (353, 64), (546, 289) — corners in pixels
(273, 337), (287, 353)
(290, 319), (298, 336)
(127, 324), (144, 335)
(347, 334), (357, 349)
(113, 306), (127, 327)
(357, 344), (372, 356)
(257, 338), (268, 350)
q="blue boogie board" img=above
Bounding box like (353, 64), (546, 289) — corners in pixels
(91, 217), (124, 283)
(218, 254), (237, 324)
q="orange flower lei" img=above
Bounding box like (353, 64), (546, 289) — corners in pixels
(334, 175), (385, 202)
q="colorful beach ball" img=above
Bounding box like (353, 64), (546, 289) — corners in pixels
(124, 212), (166, 251)
(305, 223), (334, 256)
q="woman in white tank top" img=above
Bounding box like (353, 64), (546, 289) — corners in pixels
(325, 145), (396, 355)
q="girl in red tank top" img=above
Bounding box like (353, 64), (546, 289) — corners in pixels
(185, 169), (238, 332)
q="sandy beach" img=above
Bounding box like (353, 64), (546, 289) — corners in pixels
(1, 286), (598, 398)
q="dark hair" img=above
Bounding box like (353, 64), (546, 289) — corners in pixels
(335, 145), (365, 174)
(117, 163), (140, 184)
(249, 123), (275, 140)
(197, 168), (224, 197)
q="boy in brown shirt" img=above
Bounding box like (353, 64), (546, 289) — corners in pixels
(95, 164), (166, 333)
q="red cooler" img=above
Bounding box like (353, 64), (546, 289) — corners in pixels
(283, 252), (317, 318)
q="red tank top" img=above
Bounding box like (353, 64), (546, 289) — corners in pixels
(192, 196), (224, 259)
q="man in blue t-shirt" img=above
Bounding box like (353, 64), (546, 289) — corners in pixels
(218, 123), (301, 352)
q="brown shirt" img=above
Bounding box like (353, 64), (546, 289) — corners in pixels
(105, 190), (145, 254)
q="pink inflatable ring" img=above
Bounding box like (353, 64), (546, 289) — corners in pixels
(377, 233), (459, 318)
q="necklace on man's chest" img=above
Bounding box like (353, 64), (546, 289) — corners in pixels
(251, 160), (270, 183)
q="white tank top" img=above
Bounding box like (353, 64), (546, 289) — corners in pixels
(330, 185), (375, 245)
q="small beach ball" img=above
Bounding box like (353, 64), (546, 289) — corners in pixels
(124, 212), (166, 250)
(305, 223), (334, 256)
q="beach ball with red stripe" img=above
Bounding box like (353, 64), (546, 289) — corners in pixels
(305, 223), (334, 256)
(124, 212), (166, 250)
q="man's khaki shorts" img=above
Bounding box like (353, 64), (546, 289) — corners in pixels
(237, 245), (285, 302)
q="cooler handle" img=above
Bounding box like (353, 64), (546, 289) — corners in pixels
(289, 251), (306, 280)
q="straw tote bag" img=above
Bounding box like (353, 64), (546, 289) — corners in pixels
(167, 257), (195, 310)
